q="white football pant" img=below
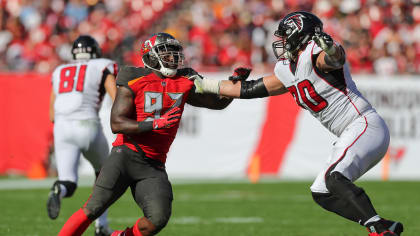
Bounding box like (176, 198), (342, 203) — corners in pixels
(310, 111), (390, 193)
(54, 118), (109, 182)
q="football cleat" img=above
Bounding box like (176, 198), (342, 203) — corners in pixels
(367, 219), (404, 236)
(95, 225), (114, 236)
(47, 181), (61, 219)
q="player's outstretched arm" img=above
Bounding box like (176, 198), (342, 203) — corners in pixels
(192, 73), (288, 99)
(186, 67), (254, 109)
(312, 29), (346, 72)
(186, 91), (233, 110)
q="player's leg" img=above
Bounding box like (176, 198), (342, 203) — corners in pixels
(311, 113), (403, 235)
(112, 149), (173, 236)
(130, 171), (173, 235)
(82, 121), (113, 235)
(48, 120), (81, 219)
(58, 146), (131, 236)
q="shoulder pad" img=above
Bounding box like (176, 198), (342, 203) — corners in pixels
(116, 66), (152, 86)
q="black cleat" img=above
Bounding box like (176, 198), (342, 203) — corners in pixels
(382, 219), (404, 236)
(367, 219), (404, 236)
(47, 181), (61, 219)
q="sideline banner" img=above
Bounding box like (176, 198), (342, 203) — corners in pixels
(165, 74), (420, 180)
(0, 73), (53, 178)
(1, 72), (419, 180)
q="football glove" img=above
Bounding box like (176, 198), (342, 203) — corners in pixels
(228, 67), (252, 81)
(152, 107), (181, 129)
(312, 28), (336, 56)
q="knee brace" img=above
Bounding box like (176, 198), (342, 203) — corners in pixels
(312, 192), (334, 208)
(325, 171), (364, 197)
(57, 180), (77, 197)
(324, 171), (377, 223)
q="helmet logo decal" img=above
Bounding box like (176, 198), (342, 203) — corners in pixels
(141, 40), (152, 55)
(285, 13), (305, 33)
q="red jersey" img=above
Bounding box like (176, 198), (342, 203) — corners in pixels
(113, 66), (196, 163)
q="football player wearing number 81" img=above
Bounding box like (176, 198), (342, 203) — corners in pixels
(49, 35), (117, 236)
(192, 11), (404, 236)
(58, 32), (249, 236)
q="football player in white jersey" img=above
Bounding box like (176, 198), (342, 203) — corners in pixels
(192, 11), (403, 236)
(48, 35), (117, 236)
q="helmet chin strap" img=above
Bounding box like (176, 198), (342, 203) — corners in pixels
(143, 60), (177, 77)
(157, 60), (177, 77)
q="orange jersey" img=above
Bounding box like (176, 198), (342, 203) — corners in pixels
(113, 66), (197, 163)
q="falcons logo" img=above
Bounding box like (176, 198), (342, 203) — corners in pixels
(285, 14), (305, 32)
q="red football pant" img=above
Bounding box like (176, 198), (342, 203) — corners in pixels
(58, 208), (92, 236)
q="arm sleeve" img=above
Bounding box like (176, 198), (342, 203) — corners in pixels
(239, 78), (269, 99)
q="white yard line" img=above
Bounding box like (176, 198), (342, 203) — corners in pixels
(110, 216), (264, 224)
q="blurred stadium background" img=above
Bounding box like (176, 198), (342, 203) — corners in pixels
(0, 0), (419, 235)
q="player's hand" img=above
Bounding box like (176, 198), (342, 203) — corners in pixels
(189, 74), (205, 94)
(189, 74), (220, 94)
(229, 67), (252, 82)
(152, 107), (181, 129)
(312, 28), (336, 55)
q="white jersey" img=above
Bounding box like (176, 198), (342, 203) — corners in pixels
(274, 41), (374, 136)
(51, 58), (117, 120)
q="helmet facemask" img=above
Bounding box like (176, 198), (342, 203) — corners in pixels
(272, 12), (319, 63)
(142, 36), (184, 77)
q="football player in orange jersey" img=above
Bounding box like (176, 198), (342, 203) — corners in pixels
(58, 32), (250, 236)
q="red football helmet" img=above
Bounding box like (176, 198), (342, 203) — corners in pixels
(141, 33), (184, 77)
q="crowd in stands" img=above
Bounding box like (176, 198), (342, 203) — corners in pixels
(0, 0), (418, 75)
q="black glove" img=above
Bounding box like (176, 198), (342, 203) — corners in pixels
(229, 67), (252, 81)
(312, 28), (335, 55)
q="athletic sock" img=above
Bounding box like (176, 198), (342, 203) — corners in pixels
(59, 184), (67, 198)
(364, 215), (381, 226)
(95, 209), (109, 228)
(58, 208), (92, 236)
(133, 218), (143, 236)
(118, 218), (143, 236)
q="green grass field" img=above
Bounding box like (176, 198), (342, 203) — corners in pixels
(1, 181), (418, 236)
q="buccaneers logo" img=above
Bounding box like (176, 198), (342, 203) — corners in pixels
(141, 35), (157, 55)
(285, 13), (305, 32)
(141, 40), (152, 54)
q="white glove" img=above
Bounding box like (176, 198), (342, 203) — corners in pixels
(189, 74), (220, 94)
(312, 28), (336, 55)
